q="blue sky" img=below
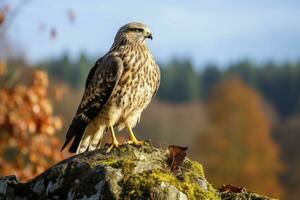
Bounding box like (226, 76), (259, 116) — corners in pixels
(4, 0), (300, 66)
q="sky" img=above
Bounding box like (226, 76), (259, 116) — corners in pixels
(3, 0), (300, 67)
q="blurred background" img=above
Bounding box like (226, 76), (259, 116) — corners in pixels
(1, 1), (300, 199)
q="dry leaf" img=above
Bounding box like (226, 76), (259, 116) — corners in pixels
(50, 28), (57, 39)
(0, 11), (5, 25)
(167, 145), (188, 172)
(0, 59), (7, 76)
(67, 9), (75, 23)
(219, 184), (246, 193)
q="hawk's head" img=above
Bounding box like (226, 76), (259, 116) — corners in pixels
(114, 22), (153, 44)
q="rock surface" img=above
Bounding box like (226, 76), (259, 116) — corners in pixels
(0, 144), (275, 200)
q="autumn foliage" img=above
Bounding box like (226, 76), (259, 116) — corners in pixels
(0, 64), (68, 181)
(197, 78), (284, 197)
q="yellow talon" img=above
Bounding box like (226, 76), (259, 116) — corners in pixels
(106, 125), (119, 153)
(127, 140), (144, 146)
(125, 122), (144, 146)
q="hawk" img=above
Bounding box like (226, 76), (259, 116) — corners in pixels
(61, 22), (160, 154)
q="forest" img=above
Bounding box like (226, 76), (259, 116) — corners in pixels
(1, 55), (299, 199)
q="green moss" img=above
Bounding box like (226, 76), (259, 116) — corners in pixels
(89, 145), (136, 168)
(90, 156), (119, 168)
(180, 159), (219, 199)
(185, 159), (205, 177)
(120, 159), (135, 180)
(119, 159), (219, 200)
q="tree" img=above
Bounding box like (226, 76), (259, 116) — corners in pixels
(201, 63), (221, 99)
(158, 58), (200, 102)
(197, 78), (283, 197)
(274, 115), (300, 200)
(256, 62), (300, 117)
(0, 66), (69, 181)
(226, 60), (257, 87)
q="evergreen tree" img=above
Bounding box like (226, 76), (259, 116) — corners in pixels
(201, 63), (221, 99)
(158, 59), (200, 102)
(226, 60), (257, 87)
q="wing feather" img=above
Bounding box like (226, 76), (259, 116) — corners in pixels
(61, 55), (123, 152)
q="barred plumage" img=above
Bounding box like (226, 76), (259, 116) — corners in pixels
(61, 22), (160, 153)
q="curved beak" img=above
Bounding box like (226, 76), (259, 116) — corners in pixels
(146, 33), (153, 40)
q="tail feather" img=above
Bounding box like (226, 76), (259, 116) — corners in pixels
(75, 122), (105, 153)
(61, 117), (89, 153)
(88, 125), (105, 151)
(76, 133), (91, 154)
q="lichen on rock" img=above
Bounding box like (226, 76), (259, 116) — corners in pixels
(0, 144), (275, 200)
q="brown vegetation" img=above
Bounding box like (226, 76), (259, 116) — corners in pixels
(0, 65), (68, 181)
(197, 78), (284, 197)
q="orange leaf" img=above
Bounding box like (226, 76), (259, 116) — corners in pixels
(0, 11), (5, 25)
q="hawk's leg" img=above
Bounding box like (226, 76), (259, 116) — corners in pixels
(125, 122), (144, 146)
(106, 125), (119, 153)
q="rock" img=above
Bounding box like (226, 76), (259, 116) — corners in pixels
(151, 182), (188, 200)
(0, 144), (275, 200)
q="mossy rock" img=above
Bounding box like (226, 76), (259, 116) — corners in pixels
(0, 144), (275, 200)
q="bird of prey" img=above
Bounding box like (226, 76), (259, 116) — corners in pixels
(61, 22), (160, 154)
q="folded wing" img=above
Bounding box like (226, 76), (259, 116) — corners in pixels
(61, 55), (123, 153)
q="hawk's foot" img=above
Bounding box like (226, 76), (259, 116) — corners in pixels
(126, 139), (144, 146)
(106, 125), (119, 153)
(125, 123), (144, 146)
(106, 140), (119, 153)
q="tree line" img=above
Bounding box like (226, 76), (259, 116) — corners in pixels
(40, 54), (300, 118)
